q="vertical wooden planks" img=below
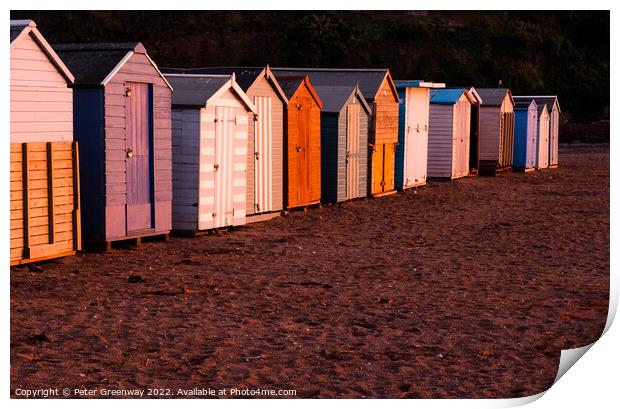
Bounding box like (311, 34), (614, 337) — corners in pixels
(46, 142), (55, 243)
(10, 142), (80, 265)
(22, 143), (30, 256)
(125, 82), (153, 232)
(254, 96), (273, 213)
(346, 101), (360, 199)
(72, 142), (82, 250)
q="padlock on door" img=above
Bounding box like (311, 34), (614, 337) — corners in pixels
(126, 148), (133, 158)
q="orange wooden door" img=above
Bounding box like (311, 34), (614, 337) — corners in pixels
(370, 144), (384, 195)
(296, 97), (311, 205)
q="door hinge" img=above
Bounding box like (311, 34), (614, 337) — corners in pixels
(255, 151), (260, 160)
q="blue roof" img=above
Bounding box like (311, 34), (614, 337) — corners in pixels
(430, 88), (467, 105)
(395, 80), (425, 89)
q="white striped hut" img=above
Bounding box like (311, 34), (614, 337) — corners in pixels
(165, 73), (256, 231)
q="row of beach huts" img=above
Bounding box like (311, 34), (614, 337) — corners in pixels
(9, 20), (561, 265)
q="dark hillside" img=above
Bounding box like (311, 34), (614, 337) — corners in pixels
(11, 10), (609, 139)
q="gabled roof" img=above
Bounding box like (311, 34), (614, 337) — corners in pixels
(533, 102), (548, 117)
(53, 42), (172, 90)
(394, 80), (446, 89)
(513, 96), (538, 110)
(164, 73), (256, 113)
(430, 88), (477, 105)
(273, 75), (323, 109)
(160, 65), (288, 104)
(476, 88), (514, 107)
(312, 84), (371, 114)
(10, 19), (74, 83)
(520, 96), (561, 113)
(271, 67), (399, 103)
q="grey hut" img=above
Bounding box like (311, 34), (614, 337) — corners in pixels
(476, 88), (515, 175)
(313, 84), (371, 202)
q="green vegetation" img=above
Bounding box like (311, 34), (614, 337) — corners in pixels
(12, 11), (609, 124)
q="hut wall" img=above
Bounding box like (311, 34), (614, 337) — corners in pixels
(171, 108), (200, 231)
(102, 52), (172, 240)
(355, 100), (369, 197)
(396, 87), (430, 188)
(320, 113), (340, 203)
(478, 106), (501, 163)
(549, 105), (560, 166)
(428, 104), (454, 178)
(10, 141), (81, 265)
(328, 94), (369, 202)
(525, 104), (539, 168)
(286, 84), (321, 208)
(373, 79), (399, 145)
(395, 87), (407, 189)
(499, 94), (515, 168)
(537, 109), (550, 169)
(513, 108), (528, 169)
(73, 88), (105, 239)
(245, 75), (284, 215)
(10, 32), (73, 143)
(452, 96), (471, 179)
(197, 89), (248, 230)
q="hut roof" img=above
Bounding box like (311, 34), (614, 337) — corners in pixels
(164, 73), (256, 113)
(160, 66), (288, 103)
(526, 96), (561, 113)
(394, 80), (446, 89)
(10, 19), (32, 42)
(512, 96), (537, 110)
(312, 84), (371, 114)
(10, 19), (74, 83)
(476, 88), (513, 106)
(53, 42), (172, 89)
(430, 88), (471, 105)
(271, 67), (398, 103)
(274, 75), (323, 108)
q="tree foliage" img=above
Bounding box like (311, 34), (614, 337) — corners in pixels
(11, 10), (609, 122)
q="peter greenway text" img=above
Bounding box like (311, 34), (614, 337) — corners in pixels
(13, 387), (297, 398)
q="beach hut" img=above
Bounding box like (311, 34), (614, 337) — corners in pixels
(54, 42), (173, 248)
(164, 74), (256, 231)
(272, 75), (323, 209)
(427, 88), (478, 179)
(272, 68), (400, 197)
(10, 20), (81, 265)
(165, 74), (256, 231)
(529, 96), (560, 168)
(394, 80), (445, 189)
(313, 84), (371, 202)
(476, 88), (515, 175)
(162, 66), (288, 222)
(512, 98), (539, 171)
